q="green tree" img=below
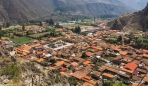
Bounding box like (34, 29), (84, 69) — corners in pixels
(74, 26), (81, 33)
(6, 22), (10, 28)
(117, 35), (122, 42)
(22, 25), (25, 31)
(39, 21), (43, 26)
(0, 26), (2, 39)
(81, 52), (87, 59)
(49, 19), (54, 25)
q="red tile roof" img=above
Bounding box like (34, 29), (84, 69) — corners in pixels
(91, 46), (103, 51)
(121, 51), (128, 56)
(23, 45), (31, 51)
(71, 62), (78, 66)
(53, 51), (57, 55)
(55, 61), (64, 66)
(60, 68), (67, 72)
(83, 61), (91, 65)
(86, 52), (92, 57)
(124, 62), (138, 72)
(102, 73), (114, 78)
(143, 54), (148, 58)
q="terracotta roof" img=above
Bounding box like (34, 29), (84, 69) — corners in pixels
(114, 46), (121, 52)
(136, 68), (147, 74)
(82, 78), (96, 85)
(133, 60), (141, 64)
(91, 71), (101, 78)
(83, 76), (91, 80)
(121, 68), (132, 73)
(143, 75), (148, 82)
(102, 73), (114, 79)
(36, 58), (44, 63)
(72, 71), (86, 79)
(132, 76), (142, 81)
(53, 51), (57, 55)
(60, 72), (70, 77)
(121, 51), (128, 56)
(60, 68), (67, 72)
(143, 49), (148, 53)
(83, 60), (91, 65)
(141, 59), (148, 65)
(91, 46), (103, 51)
(124, 62), (138, 72)
(72, 66), (92, 79)
(143, 54), (148, 58)
(71, 62), (78, 66)
(82, 82), (94, 86)
(122, 57), (132, 63)
(132, 83), (138, 86)
(36, 51), (42, 55)
(55, 61), (64, 66)
(23, 45), (31, 51)
(30, 43), (40, 47)
(86, 52), (92, 57)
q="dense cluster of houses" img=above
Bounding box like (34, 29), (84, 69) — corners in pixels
(1, 28), (147, 86)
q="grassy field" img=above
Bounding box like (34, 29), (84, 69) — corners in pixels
(1, 37), (10, 40)
(113, 81), (128, 86)
(62, 24), (93, 29)
(10, 36), (34, 45)
(29, 32), (50, 38)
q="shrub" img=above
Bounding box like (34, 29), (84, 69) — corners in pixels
(0, 64), (20, 80)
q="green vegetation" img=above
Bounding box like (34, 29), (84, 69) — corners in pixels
(0, 26), (2, 39)
(73, 26), (81, 34)
(0, 64), (21, 82)
(46, 18), (54, 26)
(113, 81), (127, 86)
(81, 52), (87, 59)
(29, 32), (50, 38)
(106, 38), (118, 44)
(102, 80), (128, 86)
(117, 36), (122, 42)
(134, 38), (148, 49)
(6, 22), (10, 28)
(3, 57), (12, 62)
(68, 77), (78, 85)
(22, 25), (25, 31)
(11, 36), (33, 45)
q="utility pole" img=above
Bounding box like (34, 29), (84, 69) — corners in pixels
(39, 73), (41, 84)
(32, 74), (34, 86)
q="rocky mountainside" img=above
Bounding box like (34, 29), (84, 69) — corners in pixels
(111, 3), (148, 32)
(0, 0), (132, 23)
(118, 0), (148, 11)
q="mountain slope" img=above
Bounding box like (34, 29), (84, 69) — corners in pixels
(118, 0), (148, 11)
(0, 0), (54, 23)
(111, 3), (148, 32)
(0, 0), (132, 23)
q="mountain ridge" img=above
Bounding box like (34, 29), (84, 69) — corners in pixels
(111, 3), (148, 32)
(0, 0), (132, 23)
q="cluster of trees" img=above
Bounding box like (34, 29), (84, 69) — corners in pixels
(134, 38), (148, 49)
(72, 26), (81, 34)
(46, 19), (54, 26)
